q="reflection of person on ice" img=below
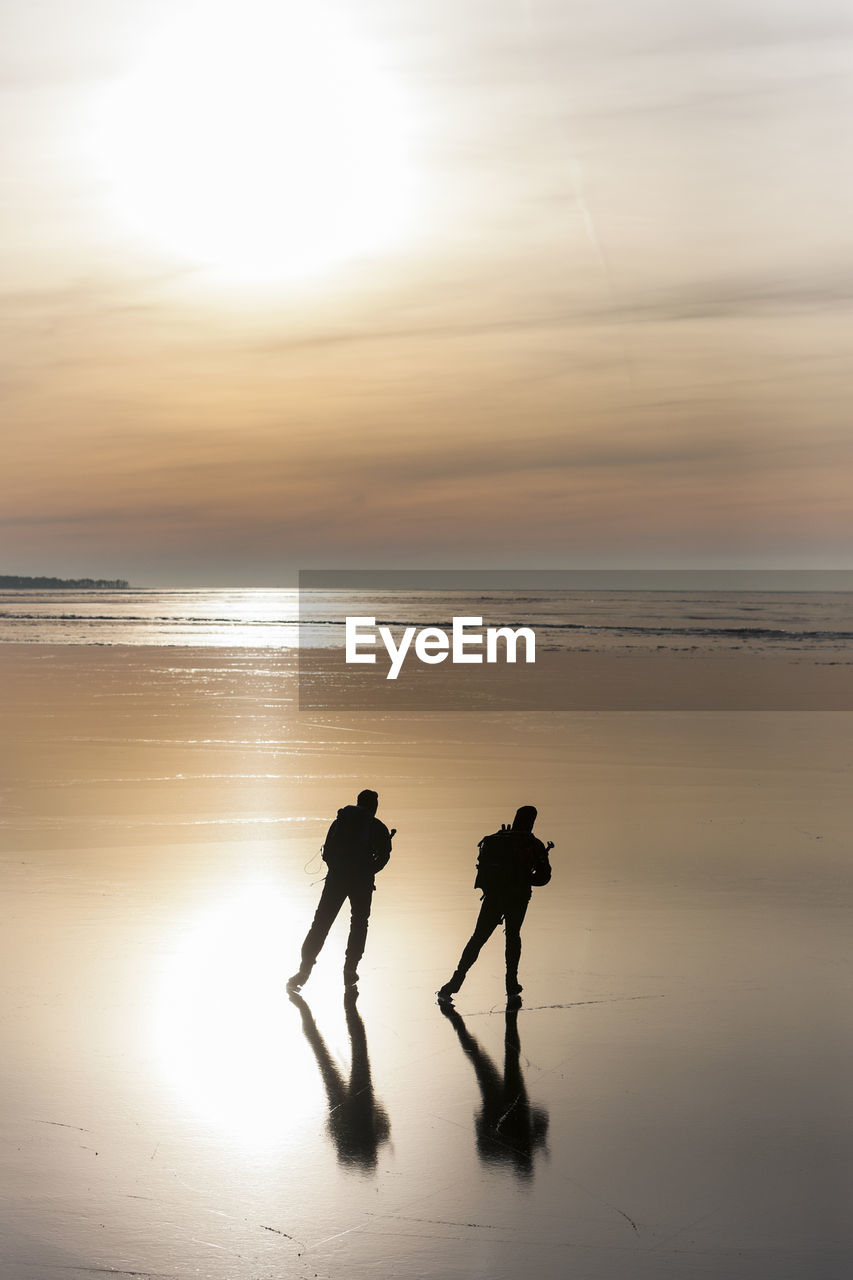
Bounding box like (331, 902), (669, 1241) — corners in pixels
(287, 988), (391, 1170)
(438, 806), (552, 1005)
(438, 1002), (549, 1177)
(287, 789), (395, 992)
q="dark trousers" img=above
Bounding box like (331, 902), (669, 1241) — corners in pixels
(299, 872), (375, 972)
(455, 891), (531, 987)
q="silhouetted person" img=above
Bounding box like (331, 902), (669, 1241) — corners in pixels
(438, 805), (552, 1003)
(439, 1003), (548, 1177)
(288, 989), (391, 1171)
(288, 789), (394, 990)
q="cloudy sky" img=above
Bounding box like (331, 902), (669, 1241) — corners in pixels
(2, 0), (852, 584)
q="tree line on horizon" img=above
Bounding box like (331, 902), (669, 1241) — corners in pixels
(0, 576), (130, 589)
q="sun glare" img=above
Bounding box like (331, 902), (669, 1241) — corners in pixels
(154, 878), (323, 1148)
(92, 1), (419, 284)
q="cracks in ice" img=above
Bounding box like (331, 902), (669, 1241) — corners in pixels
(462, 993), (666, 1018)
(616, 1207), (640, 1233)
(28, 1118), (91, 1133)
(371, 1212), (501, 1231)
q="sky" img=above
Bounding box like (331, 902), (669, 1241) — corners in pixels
(2, 0), (852, 585)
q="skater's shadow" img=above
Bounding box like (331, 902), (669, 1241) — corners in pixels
(440, 1004), (549, 1179)
(288, 990), (390, 1171)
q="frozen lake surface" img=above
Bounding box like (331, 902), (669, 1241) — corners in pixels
(2, 646), (853, 1278)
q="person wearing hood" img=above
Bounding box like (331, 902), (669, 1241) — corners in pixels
(287, 789), (394, 991)
(438, 805), (552, 1005)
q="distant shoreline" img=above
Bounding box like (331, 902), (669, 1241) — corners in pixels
(0, 576), (130, 590)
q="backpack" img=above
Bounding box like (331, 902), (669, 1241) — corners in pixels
(475, 826), (551, 895)
(322, 805), (374, 873)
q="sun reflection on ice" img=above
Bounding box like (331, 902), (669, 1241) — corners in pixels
(154, 878), (323, 1148)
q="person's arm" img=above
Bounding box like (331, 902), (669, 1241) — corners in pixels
(529, 836), (553, 886)
(371, 819), (394, 872)
(321, 818), (339, 863)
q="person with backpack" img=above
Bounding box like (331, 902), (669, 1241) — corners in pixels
(437, 805), (553, 1005)
(287, 789), (395, 992)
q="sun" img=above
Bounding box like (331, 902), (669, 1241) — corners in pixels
(92, 0), (419, 284)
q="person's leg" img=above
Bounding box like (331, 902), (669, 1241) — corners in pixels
(289, 875), (348, 988)
(343, 879), (374, 982)
(503, 895), (530, 995)
(439, 895), (504, 997)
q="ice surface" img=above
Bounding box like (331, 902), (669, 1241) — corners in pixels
(2, 647), (852, 1278)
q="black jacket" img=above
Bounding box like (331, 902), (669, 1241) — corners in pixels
(475, 828), (551, 897)
(323, 805), (392, 877)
